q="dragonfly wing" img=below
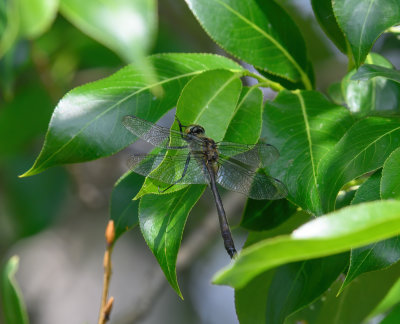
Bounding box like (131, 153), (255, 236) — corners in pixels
(128, 152), (209, 185)
(123, 115), (190, 148)
(218, 142), (280, 168)
(216, 157), (288, 200)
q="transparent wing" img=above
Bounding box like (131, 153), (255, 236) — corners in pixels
(122, 115), (202, 148)
(217, 142), (280, 168)
(216, 157), (288, 200)
(128, 151), (209, 184)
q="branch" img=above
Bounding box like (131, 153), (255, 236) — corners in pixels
(98, 220), (115, 324)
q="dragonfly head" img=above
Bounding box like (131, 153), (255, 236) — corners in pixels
(185, 125), (205, 136)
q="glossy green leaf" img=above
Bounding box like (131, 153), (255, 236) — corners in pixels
(333, 0), (400, 67)
(352, 64), (400, 83)
(339, 170), (400, 294)
(265, 254), (348, 324)
(240, 199), (297, 231)
(135, 69), (243, 198)
(1, 256), (29, 324)
(138, 185), (205, 298)
(18, 0), (58, 38)
(263, 90), (353, 215)
(342, 53), (400, 116)
(185, 0), (312, 87)
(60, 0), (156, 62)
(213, 200), (400, 288)
(110, 171), (145, 241)
(382, 147), (400, 199)
(21, 54), (244, 177)
(318, 117), (400, 212)
(311, 0), (347, 53)
(288, 260), (400, 324)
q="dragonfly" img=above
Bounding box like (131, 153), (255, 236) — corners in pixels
(122, 115), (288, 258)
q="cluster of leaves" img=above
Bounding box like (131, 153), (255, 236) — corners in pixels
(2, 0), (400, 323)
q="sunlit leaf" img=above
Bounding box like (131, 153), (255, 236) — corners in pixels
(60, 0), (156, 62)
(18, 0), (59, 38)
(213, 200), (400, 288)
(21, 54), (243, 177)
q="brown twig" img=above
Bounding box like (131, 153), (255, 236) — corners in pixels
(98, 220), (115, 324)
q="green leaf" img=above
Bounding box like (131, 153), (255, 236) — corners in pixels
(332, 0), (400, 67)
(213, 200), (400, 289)
(138, 185), (206, 298)
(263, 90), (353, 215)
(318, 117), (400, 212)
(265, 254), (348, 324)
(342, 53), (400, 117)
(382, 147), (400, 199)
(1, 256), (29, 324)
(135, 68), (243, 198)
(18, 0), (58, 38)
(237, 213), (347, 324)
(240, 199), (297, 231)
(311, 0), (347, 53)
(110, 171), (145, 241)
(352, 64), (400, 83)
(60, 0), (156, 62)
(288, 260), (400, 324)
(235, 270), (275, 324)
(223, 86), (263, 144)
(21, 53), (243, 177)
(339, 170), (400, 294)
(185, 0), (312, 87)
(352, 169), (382, 204)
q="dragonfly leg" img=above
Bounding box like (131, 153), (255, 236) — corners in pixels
(175, 116), (186, 139)
(158, 152), (191, 193)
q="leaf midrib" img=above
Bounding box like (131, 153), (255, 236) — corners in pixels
(213, 0), (310, 87)
(32, 70), (207, 173)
